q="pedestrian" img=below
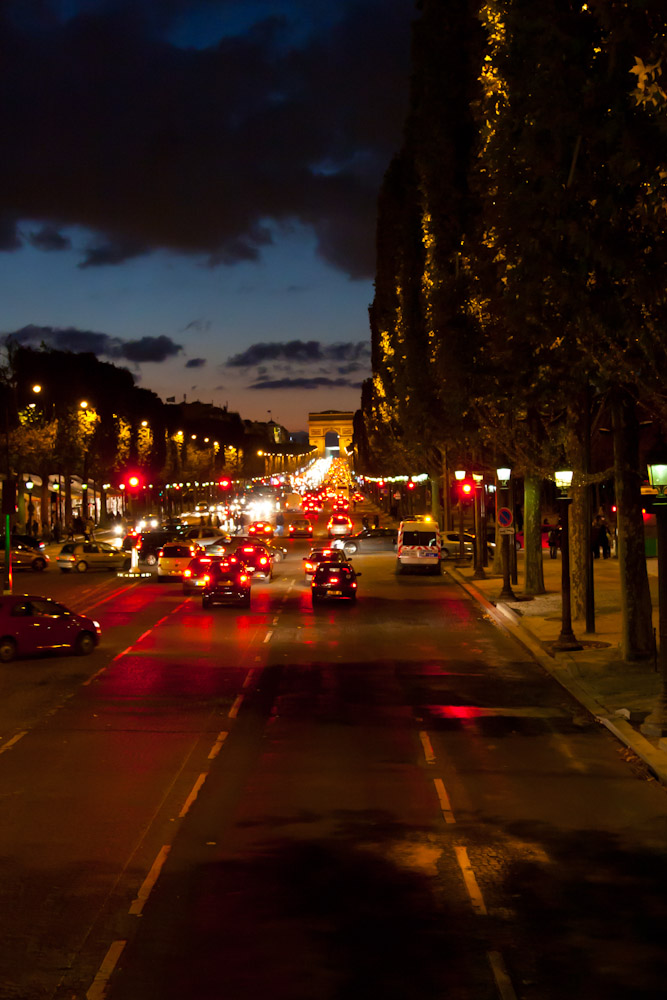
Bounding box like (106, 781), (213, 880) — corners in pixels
(373, 514), (380, 529)
(362, 514), (370, 530)
(275, 511), (285, 536)
(598, 517), (611, 559)
(53, 521), (61, 543)
(548, 526), (560, 559)
(85, 517), (95, 541)
(66, 521), (75, 540)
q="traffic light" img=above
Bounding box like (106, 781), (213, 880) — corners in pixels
(406, 481), (416, 491)
(219, 477), (232, 490)
(458, 479), (474, 502)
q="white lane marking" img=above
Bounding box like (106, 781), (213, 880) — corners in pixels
(179, 773), (208, 818)
(287, 581), (294, 592)
(0, 731), (27, 754)
(135, 628), (153, 644)
(454, 845), (487, 915)
(242, 669), (256, 689)
(228, 694), (244, 719)
(551, 733), (588, 773)
(487, 950), (519, 1000)
(129, 845), (171, 915)
(83, 667), (107, 687)
(208, 731), (229, 759)
(433, 778), (456, 824)
(263, 630), (273, 643)
(272, 616), (280, 625)
(86, 939), (126, 1000)
(419, 730), (435, 763)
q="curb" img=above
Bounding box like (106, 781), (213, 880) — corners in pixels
(447, 566), (667, 787)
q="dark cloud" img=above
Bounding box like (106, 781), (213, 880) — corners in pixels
(249, 376), (359, 390)
(226, 339), (370, 367)
(0, 0), (413, 277)
(183, 318), (211, 333)
(2, 324), (183, 363)
(27, 224), (72, 252)
(185, 357), (206, 368)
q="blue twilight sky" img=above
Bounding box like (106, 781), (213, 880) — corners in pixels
(0, 0), (415, 431)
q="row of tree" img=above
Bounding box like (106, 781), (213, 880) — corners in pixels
(361, 0), (667, 660)
(1, 345), (306, 529)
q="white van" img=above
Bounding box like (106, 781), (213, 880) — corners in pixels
(396, 517), (441, 574)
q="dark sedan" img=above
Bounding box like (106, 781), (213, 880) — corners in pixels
(311, 561), (361, 604)
(332, 526), (397, 556)
(201, 561), (251, 608)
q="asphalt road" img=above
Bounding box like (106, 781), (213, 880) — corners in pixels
(0, 507), (665, 1000)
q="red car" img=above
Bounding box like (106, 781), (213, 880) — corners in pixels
(289, 518), (314, 538)
(0, 594), (101, 662)
(248, 521), (274, 538)
(234, 543), (273, 580)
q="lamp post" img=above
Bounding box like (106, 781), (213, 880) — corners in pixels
(472, 473), (486, 580)
(553, 469), (583, 651)
(496, 467), (516, 601)
(454, 469), (468, 566)
(642, 456), (667, 734)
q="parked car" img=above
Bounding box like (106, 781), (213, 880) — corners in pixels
(331, 527), (397, 556)
(57, 541), (126, 573)
(440, 532), (475, 559)
(0, 594), (101, 662)
(289, 519), (313, 538)
(327, 514), (354, 538)
(311, 561), (361, 603)
(0, 543), (49, 573)
(157, 542), (202, 580)
(1, 534), (46, 554)
(201, 560), (252, 608)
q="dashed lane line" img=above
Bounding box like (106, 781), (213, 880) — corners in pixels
(86, 940), (126, 1000)
(228, 694), (244, 719)
(487, 950), (519, 1000)
(419, 730), (436, 764)
(0, 731), (27, 754)
(433, 778), (456, 824)
(454, 845), (487, 915)
(128, 845), (171, 916)
(179, 773), (208, 818)
(208, 731), (229, 759)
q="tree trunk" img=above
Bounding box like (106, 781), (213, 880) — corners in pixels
(612, 388), (653, 661)
(523, 472), (545, 595)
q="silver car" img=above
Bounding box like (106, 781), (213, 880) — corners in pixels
(57, 541), (125, 573)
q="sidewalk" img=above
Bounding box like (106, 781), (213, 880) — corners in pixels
(447, 550), (667, 785)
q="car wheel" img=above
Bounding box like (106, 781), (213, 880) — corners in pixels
(75, 561), (88, 573)
(145, 553), (157, 566)
(395, 560), (403, 575)
(75, 631), (96, 655)
(343, 543), (356, 556)
(241, 595), (251, 608)
(441, 547), (450, 559)
(31, 558), (47, 572)
(0, 637), (16, 662)
(202, 597), (210, 608)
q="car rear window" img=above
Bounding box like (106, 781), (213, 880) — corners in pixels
(60, 543), (76, 554)
(402, 530), (438, 546)
(162, 545), (192, 557)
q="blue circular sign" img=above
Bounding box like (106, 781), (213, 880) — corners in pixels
(498, 507), (513, 527)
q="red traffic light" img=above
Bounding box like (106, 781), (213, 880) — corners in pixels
(406, 481), (416, 490)
(458, 480), (474, 501)
(219, 478), (232, 489)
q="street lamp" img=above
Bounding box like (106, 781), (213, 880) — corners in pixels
(496, 466), (516, 601)
(454, 470), (468, 566)
(553, 469), (583, 651)
(472, 473), (486, 580)
(643, 453), (667, 734)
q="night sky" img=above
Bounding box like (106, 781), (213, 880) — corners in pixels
(0, 0), (415, 430)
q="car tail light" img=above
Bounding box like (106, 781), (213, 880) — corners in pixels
(242, 546), (253, 553)
(203, 574), (211, 583)
(305, 562), (314, 572)
(240, 574), (248, 583)
(183, 569), (192, 578)
(289, 525), (295, 533)
(351, 582), (357, 588)
(259, 556), (268, 565)
(330, 576), (340, 585)
(157, 549), (164, 557)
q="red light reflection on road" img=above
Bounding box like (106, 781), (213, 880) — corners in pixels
(426, 705), (483, 720)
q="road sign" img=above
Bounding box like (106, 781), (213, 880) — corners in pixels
(499, 526), (515, 536)
(498, 506), (513, 527)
